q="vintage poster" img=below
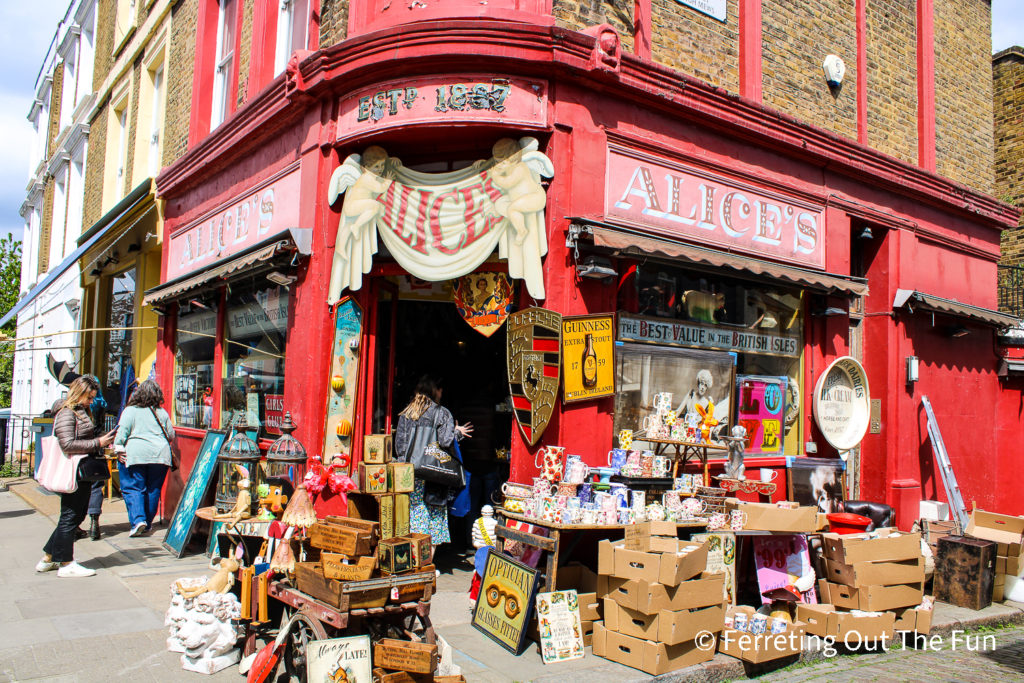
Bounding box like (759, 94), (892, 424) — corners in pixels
(735, 375), (787, 455)
(561, 314), (615, 403)
(535, 590), (585, 663)
(322, 298), (363, 474)
(306, 635), (372, 683)
(472, 552), (541, 654)
(507, 308), (561, 446)
(752, 534), (818, 605)
(453, 272), (514, 337)
(692, 532), (737, 604)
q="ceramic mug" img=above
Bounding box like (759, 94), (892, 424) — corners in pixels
(618, 429), (633, 450)
(640, 454), (654, 477)
(503, 498), (526, 514)
(607, 448), (628, 471)
(625, 450), (642, 471)
(708, 512), (727, 530)
(535, 445), (566, 483)
(631, 490), (646, 510)
(532, 477), (555, 498)
(566, 459), (590, 485)
(732, 613), (748, 632)
(653, 456), (670, 478)
(654, 392), (673, 413)
(730, 509), (748, 530)
(582, 507), (599, 524)
(663, 409), (678, 426)
(578, 483), (593, 505)
(502, 481), (533, 499)
(769, 617), (789, 635)
(557, 481), (578, 497)
(760, 468), (778, 482)
(642, 414), (663, 434)
(749, 614), (768, 635)
(675, 477), (693, 494)
(610, 484), (630, 509)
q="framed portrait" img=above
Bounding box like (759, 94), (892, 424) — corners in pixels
(787, 456), (846, 514)
(613, 344), (737, 446)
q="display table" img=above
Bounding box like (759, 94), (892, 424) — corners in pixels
(496, 511), (707, 592)
(645, 438), (728, 485)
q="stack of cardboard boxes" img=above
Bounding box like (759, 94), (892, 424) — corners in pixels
(816, 529), (931, 636)
(965, 509), (1024, 603)
(592, 522), (725, 675)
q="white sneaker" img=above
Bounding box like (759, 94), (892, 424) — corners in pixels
(35, 558), (58, 572)
(57, 562), (96, 578)
(129, 522), (147, 537)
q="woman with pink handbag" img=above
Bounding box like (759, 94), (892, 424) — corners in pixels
(36, 376), (116, 578)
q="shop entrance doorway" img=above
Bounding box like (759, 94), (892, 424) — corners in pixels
(370, 280), (513, 553)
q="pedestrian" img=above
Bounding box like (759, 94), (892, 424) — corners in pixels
(37, 376), (116, 578)
(114, 379), (176, 537)
(394, 376), (472, 562)
(49, 384), (106, 541)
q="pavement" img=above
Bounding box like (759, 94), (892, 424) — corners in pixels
(3, 475), (1024, 682)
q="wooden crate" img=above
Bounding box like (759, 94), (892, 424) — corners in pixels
(934, 535), (996, 611)
(321, 552), (377, 581)
(293, 562), (388, 609)
(373, 638), (438, 674)
(309, 522), (373, 556)
(380, 538), (414, 575)
(372, 669), (432, 683)
(922, 519), (960, 546)
(324, 515), (381, 541)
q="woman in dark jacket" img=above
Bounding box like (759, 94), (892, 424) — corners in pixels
(36, 376), (116, 578)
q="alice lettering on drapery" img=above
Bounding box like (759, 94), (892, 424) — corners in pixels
(326, 137), (554, 304)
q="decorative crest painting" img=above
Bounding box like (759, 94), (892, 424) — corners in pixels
(507, 307), (561, 446)
(326, 137), (554, 303)
(453, 272), (514, 337)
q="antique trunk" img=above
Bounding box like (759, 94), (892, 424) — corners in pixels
(934, 535), (996, 610)
(293, 562), (389, 609)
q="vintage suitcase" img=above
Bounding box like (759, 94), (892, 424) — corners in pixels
(934, 535), (996, 610)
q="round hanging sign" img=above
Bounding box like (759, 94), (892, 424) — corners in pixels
(812, 356), (870, 451)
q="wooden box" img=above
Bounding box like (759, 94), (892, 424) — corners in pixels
(389, 463), (415, 493)
(372, 669), (432, 683)
(934, 535), (996, 610)
(364, 433), (394, 464)
(293, 562), (388, 609)
(406, 533), (432, 568)
(373, 638), (438, 674)
(324, 515), (381, 543)
(379, 537), (414, 575)
(309, 521), (373, 556)
(391, 567), (436, 603)
(359, 463), (389, 493)
(321, 552), (377, 581)
(395, 493), (410, 537)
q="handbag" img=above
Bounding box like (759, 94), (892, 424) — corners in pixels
(408, 407), (466, 489)
(78, 455), (110, 482)
(35, 435), (86, 494)
(150, 406), (180, 471)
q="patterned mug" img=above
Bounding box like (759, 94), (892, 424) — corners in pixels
(607, 448), (628, 471)
(708, 512), (727, 530)
(535, 445), (566, 483)
(653, 456), (670, 478)
(618, 429), (633, 450)
(730, 509), (748, 530)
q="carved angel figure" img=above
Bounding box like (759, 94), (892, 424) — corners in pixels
(328, 146), (393, 299)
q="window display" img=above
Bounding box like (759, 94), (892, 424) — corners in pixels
(174, 297), (218, 428)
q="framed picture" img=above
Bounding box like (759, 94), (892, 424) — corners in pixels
(787, 456), (846, 514)
(536, 590), (585, 663)
(472, 551), (541, 655)
(163, 429), (227, 557)
(735, 375), (787, 455)
(692, 532), (737, 605)
(613, 344), (736, 446)
(561, 314), (615, 403)
(306, 635), (372, 683)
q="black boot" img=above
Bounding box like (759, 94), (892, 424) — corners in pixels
(89, 515), (101, 541)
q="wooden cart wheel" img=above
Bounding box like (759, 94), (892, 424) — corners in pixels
(283, 607), (329, 681)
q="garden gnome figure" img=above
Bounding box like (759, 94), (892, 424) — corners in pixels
(722, 424), (747, 480)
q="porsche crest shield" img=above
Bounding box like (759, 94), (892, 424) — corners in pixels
(507, 307), (561, 446)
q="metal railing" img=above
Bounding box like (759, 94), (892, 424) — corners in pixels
(998, 265), (1024, 319)
(1, 416), (42, 478)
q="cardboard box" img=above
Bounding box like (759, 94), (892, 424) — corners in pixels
(321, 552), (376, 581)
(606, 574), (725, 614)
(725, 500), (819, 533)
(966, 509), (1024, 546)
(995, 555), (1023, 576)
(625, 521), (679, 553)
(658, 603), (725, 646)
(893, 605), (933, 634)
(592, 621), (715, 675)
(818, 579), (924, 612)
(998, 542), (1024, 558)
(379, 538), (414, 575)
(717, 607), (806, 663)
(604, 598), (660, 640)
(823, 557), (925, 587)
(556, 563), (599, 593)
(406, 533), (431, 569)
(373, 638), (437, 674)
(359, 463), (390, 493)
(994, 583), (1005, 602)
(821, 530), (922, 564)
(797, 603), (894, 642)
(598, 539), (708, 586)
(389, 463), (415, 493)
(364, 433), (394, 464)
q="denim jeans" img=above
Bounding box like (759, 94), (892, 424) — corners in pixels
(43, 484), (91, 562)
(87, 479), (105, 516)
(118, 463), (169, 528)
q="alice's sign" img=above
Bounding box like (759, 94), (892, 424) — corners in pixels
(618, 315), (800, 358)
(327, 137), (553, 303)
(337, 75), (547, 141)
(606, 146), (825, 270)
(166, 166), (301, 281)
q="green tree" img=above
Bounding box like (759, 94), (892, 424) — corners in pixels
(0, 234), (22, 408)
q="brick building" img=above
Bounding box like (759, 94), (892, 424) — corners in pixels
(148, 0), (1020, 525)
(995, 46), (1024, 315)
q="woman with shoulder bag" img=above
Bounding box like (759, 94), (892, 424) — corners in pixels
(395, 376), (472, 561)
(37, 376), (116, 578)
(114, 380), (177, 537)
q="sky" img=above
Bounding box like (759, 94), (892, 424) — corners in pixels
(0, 2), (1021, 246)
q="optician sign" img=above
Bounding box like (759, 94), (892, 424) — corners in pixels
(606, 147), (826, 270)
(166, 165), (302, 281)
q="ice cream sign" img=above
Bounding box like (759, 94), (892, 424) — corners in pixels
(606, 146), (825, 269)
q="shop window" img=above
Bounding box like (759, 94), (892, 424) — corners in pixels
(617, 265), (804, 454)
(210, 0), (237, 129)
(221, 282), (289, 439)
(105, 268), (136, 414)
(174, 297), (219, 429)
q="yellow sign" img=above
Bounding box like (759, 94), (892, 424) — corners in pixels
(561, 314), (615, 402)
(471, 552), (540, 654)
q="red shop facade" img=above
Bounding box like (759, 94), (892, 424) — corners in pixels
(150, 16), (1022, 526)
